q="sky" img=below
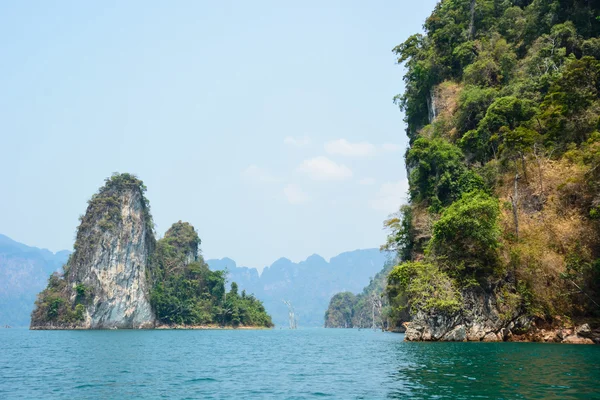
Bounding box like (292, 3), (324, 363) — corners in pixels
(0, 0), (438, 271)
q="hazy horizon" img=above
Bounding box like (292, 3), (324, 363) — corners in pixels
(0, 1), (437, 267)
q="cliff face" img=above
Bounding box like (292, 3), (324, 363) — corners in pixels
(405, 285), (600, 344)
(385, 0), (600, 343)
(31, 174), (156, 329)
(404, 284), (530, 342)
(31, 174), (274, 330)
(69, 188), (154, 328)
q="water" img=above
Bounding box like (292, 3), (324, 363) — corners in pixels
(1, 328), (599, 399)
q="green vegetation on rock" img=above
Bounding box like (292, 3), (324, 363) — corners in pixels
(31, 272), (89, 325)
(324, 263), (395, 329)
(31, 174), (273, 329)
(385, 0), (600, 329)
(149, 221), (272, 327)
(71, 173), (154, 267)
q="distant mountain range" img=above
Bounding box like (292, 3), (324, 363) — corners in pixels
(0, 233), (387, 328)
(0, 234), (70, 327)
(207, 249), (388, 327)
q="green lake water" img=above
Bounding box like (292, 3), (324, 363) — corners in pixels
(1, 328), (599, 399)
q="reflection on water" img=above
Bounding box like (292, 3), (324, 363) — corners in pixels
(0, 328), (598, 399)
(389, 341), (600, 399)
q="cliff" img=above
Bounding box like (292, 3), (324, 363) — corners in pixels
(404, 282), (600, 344)
(30, 173), (273, 329)
(31, 174), (156, 329)
(384, 0), (600, 343)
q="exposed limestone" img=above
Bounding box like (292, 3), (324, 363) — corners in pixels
(443, 325), (466, 341)
(402, 283), (599, 344)
(30, 174), (273, 330)
(562, 335), (595, 345)
(406, 283), (522, 342)
(482, 332), (501, 342)
(31, 174), (156, 329)
(575, 323), (592, 338)
(69, 188), (155, 329)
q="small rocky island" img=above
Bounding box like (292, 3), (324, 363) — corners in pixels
(30, 173), (273, 329)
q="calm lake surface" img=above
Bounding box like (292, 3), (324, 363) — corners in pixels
(1, 328), (599, 399)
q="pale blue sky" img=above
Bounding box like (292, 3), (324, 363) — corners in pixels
(0, 1), (437, 270)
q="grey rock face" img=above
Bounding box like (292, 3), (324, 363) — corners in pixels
(31, 186), (156, 329)
(403, 286), (598, 344)
(443, 325), (467, 341)
(575, 323), (592, 338)
(405, 284), (528, 342)
(75, 190), (155, 328)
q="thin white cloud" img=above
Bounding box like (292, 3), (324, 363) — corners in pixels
(381, 143), (402, 152)
(284, 184), (310, 205)
(297, 156), (353, 181)
(325, 139), (376, 157)
(358, 178), (376, 185)
(241, 165), (281, 184)
(370, 180), (409, 213)
(284, 136), (311, 147)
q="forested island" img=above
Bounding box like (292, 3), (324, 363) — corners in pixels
(327, 0), (600, 344)
(324, 263), (394, 329)
(30, 173), (272, 329)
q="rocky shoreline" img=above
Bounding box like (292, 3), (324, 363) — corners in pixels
(403, 320), (599, 344)
(154, 324), (272, 330)
(400, 284), (600, 345)
(30, 323), (272, 331)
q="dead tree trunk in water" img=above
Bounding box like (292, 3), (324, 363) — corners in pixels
(283, 300), (297, 329)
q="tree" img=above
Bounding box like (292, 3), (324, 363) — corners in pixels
(460, 96), (537, 161)
(407, 137), (485, 210)
(429, 190), (500, 272)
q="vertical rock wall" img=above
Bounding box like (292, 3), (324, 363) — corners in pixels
(30, 175), (156, 329)
(69, 189), (155, 328)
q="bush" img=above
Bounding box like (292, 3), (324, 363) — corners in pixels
(456, 85), (498, 134)
(464, 56), (501, 87)
(460, 96), (537, 162)
(387, 262), (461, 315)
(406, 137), (485, 210)
(429, 190), (500, 271)
(540, 56), (600, 145)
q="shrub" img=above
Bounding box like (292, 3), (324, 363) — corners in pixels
(429, 190), (500, 271)
(406, 137), (485, 210)
(460, 96), (537, 162)
(387, 262), (461, 315)
(456, 85), (498, 134)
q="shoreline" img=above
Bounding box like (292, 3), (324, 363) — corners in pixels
(29, 324), (273, 331)
(399, 321), (600, 345)
(154, 324), (272, 330)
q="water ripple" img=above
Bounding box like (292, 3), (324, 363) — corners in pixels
(0, 329), (599, 399)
